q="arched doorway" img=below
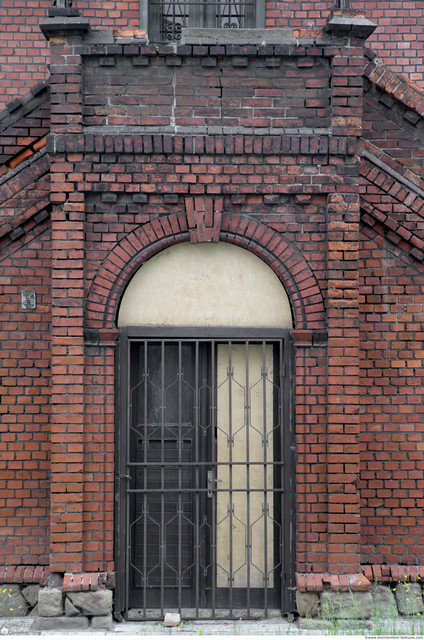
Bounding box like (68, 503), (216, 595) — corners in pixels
(114, 242), (295, 620)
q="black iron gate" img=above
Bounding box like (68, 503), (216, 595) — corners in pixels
(115, 328), (295, 620)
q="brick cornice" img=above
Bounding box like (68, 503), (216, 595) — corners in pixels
(360, 149), (424, 262)
(0, 81), (50, 135)
(47, 132), (355, 156)
(364, 54), (424, 120)
(362, 140), (424, 197)
(360, 202), (424, 263)
(0, 197), (50, 242)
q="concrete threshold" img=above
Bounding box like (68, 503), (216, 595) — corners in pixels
(1, 614), (424, 636)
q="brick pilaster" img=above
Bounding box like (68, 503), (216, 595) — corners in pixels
(326, 191), (361, 573)
(48, 35), (85, 572)
(325, 33), (366, 574)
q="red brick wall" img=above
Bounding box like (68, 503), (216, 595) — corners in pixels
(0, 227), (51, 567)
(359, 227), (424, 565)
(1, 1), (424, 109)
(268, 2), (424, 84)
(82, 345), (115, 572)
(0, 98), (50, 174)
(295, 343), (329, 574)
(2, 4), (423, 583)
(0, 0), (139, 110)
(39, 24), (365, 576)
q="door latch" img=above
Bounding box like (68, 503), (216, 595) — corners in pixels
(207, 471), (222, 497)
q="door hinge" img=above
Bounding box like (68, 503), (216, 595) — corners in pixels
(116, 474), (131, 480)
(280, 363), (286, 377)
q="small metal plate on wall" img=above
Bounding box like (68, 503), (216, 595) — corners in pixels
(21, 290), (36, 310)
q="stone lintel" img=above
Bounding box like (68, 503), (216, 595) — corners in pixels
(325, 10), (377, 39)
(40, 16), (90, 40)
(48, 7), (80, 17)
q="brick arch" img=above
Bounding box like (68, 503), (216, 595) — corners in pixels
(86, 211), (325, 330)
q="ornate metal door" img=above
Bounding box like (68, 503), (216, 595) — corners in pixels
(115, 328), (294, 620)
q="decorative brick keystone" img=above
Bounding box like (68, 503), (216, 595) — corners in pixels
(185, 197), (223, 244)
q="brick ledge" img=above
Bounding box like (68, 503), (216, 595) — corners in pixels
(297, 565), (424, 592)
(0, 567), (115, 591)
(63, 571), (115, 591)
(0, 566), (49, 584)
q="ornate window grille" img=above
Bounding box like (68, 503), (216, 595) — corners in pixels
(144, 0), (262, 44)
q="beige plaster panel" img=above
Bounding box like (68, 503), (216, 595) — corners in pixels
(117, 242), (293, 327)
(216, 343), (274, 588)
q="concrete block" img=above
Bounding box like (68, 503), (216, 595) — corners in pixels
(31, 616), (89, 631)
(298, 617), (332, 630)
(91, 614), (113, 629)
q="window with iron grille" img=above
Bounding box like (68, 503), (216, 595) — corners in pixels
(141, 0), (265, 45)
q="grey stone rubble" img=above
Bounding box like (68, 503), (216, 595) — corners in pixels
(37, 589), (62, 618)
(296, 591), (319, 618)
(297, 582), (424, 622)
(395, 582), (424, 615)
(0, 585), (29, 618)
(1, 581), (424, 634)
(372, 584), (398, 617)
(21, 587), (40, 609)
(0, 579), (115, 629)
(320, 591), (373, 620)
(64, 597), (79, 618)
(67, 590), (113, 616)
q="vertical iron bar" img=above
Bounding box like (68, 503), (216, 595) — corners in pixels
(284, 335), (295, 614)
(280, 338), (286, 613)
(125, 339), (131, 618)
(211, 340), (216, 617)
(228, 341), (233, 617)
(178, 341), (182, 615)
(160, 341), (165, 617)
(245, 341), (250, 617)
(195, 341), (200, 617)
(262, 341), (268, 617)
(143, 342), (148, 618)
(206, 0), (214, 27)
(256, 0), (265, 27)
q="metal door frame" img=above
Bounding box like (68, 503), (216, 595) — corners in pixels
(114, 326), (295, 619)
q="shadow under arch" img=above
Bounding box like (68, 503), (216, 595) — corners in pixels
(85, 211), (325, 331)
